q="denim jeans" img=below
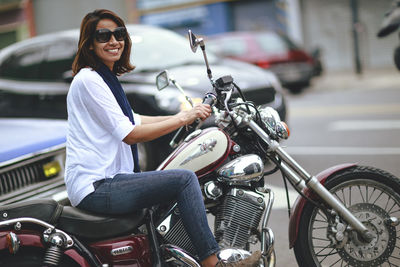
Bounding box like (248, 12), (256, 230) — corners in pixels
(77, 169), (220, 261)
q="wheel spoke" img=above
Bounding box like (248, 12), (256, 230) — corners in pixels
(366, 185), (369, 203)
(372, 191), (384, 205)
(341, 188), (347, 207)
(349, 186), (352, 206)
(387, 201), (397, 213)
(317, 247), (337, 264)
(389, 254), (400, 260)
(385, 197), (391, 210)
(329, 256), (342, 266)
(317, 210), (328, 220)
(368, 187), (377, 203)
(358, 185), (365, 203)
(389, 209), (400, 214)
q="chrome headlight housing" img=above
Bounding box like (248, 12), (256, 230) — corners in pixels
(217, 154), (264, 184)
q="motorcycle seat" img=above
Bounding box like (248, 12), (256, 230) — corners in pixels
(58, 205), (147, 240)
(0, 199), (148, 241)
(0, 199), (62, 224)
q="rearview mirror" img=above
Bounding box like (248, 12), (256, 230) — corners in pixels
(156, 70), (170, 91)
(188, 30), (200, 53)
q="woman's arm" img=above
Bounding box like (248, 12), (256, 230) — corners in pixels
(139, 114), (173, 124)
(124, 104), (211, 145)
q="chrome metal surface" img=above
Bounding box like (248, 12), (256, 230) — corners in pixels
(218, 154), (264, 184)
(163, 244), (200, 267)
(204, 181), (223, 200)
(217, 248), (251, 262)
(257, 187), (275, 257)
(0, 217), (74, 248)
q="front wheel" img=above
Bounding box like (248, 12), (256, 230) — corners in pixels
(294, 166), (400, 267)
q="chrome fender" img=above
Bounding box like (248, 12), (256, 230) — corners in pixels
(288, 163), (357, 248)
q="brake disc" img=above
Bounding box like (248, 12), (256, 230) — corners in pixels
(338, 203), (396, 266)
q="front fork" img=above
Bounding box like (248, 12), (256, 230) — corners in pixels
(248, 120), (374, 242)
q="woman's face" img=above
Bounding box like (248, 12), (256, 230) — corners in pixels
(92, 19), (125, 70)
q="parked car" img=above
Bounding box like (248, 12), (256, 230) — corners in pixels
(207, 31), (316, 93)
(0, 24), (286, 171)
(0, 118), (68, 205)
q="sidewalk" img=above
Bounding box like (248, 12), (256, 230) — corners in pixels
(309, 68), (400, 92)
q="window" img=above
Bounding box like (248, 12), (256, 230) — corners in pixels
(0, 46), (46, 80)
(41, 40), (76, 81)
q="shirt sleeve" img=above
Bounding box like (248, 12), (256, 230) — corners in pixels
(133, 111), (142, 126)
(73, 70), (134, 141)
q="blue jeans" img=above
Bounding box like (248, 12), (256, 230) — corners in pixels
(77, 169), (220, 261)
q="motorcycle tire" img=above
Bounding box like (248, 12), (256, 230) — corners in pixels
(293, 166), (400, 267)
(0, 247), (80, 267)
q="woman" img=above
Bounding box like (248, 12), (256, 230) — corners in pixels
(65, 9), (260, 267)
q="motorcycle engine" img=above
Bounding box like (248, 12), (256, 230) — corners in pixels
(157, 188), (265, 257)
(215, 188), (265, 248)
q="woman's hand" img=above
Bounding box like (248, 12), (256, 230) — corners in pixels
(176, 103), (212, 125)
(124, 104), (212, 145)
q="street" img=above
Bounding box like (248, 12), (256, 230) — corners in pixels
(265, 72), (400, 266)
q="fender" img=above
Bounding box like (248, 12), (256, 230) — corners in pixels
(0, 231), (91, 266)
(288, 163), (357, 248)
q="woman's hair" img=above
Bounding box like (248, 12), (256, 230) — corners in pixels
(72, 9), (134, 76)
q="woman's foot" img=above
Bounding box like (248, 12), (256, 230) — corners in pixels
(215, 251), (262, 267)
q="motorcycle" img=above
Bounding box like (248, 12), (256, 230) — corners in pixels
(0, 30), (399, 267)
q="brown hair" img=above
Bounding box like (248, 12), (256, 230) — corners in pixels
(72, 9), (134, 76)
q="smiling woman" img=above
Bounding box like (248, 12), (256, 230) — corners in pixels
(64, 9), (261, 267)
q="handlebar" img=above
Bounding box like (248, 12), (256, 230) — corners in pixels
(169, 93), (217, 148)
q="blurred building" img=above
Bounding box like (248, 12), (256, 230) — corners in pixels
(0, 0), (35, 49)
(0, 0), (397, 72)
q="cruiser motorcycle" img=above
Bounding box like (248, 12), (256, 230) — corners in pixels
(0, 31), (399, 267)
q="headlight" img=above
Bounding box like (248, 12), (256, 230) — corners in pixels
(218, 154), (264, 184)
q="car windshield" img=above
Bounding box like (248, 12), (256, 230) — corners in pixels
(256, 32), (297, 54)
(129, 27), (215, 72)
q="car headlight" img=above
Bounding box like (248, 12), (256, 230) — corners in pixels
(155, 89), (202, 113)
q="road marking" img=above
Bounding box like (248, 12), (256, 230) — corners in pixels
(329, 120), (400, 131)
(285, 146), (400, 155)
(290, 104), (400, 118)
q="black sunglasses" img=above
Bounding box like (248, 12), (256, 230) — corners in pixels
(94, 27), (127, 43)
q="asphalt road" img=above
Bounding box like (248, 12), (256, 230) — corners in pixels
(266, 77), (400, 266)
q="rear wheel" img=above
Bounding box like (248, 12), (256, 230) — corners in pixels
(293, 166), (400, 267)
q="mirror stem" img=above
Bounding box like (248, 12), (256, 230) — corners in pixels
(200, 45), (213, 80)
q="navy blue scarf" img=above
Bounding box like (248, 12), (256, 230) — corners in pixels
(96, 63), (140, 172)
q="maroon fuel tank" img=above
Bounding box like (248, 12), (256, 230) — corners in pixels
(158, 127), (233, 178)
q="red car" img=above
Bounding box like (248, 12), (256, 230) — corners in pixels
(207, 31), (316, 93)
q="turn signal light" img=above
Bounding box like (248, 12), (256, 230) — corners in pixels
(281, 121), (290, 138)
